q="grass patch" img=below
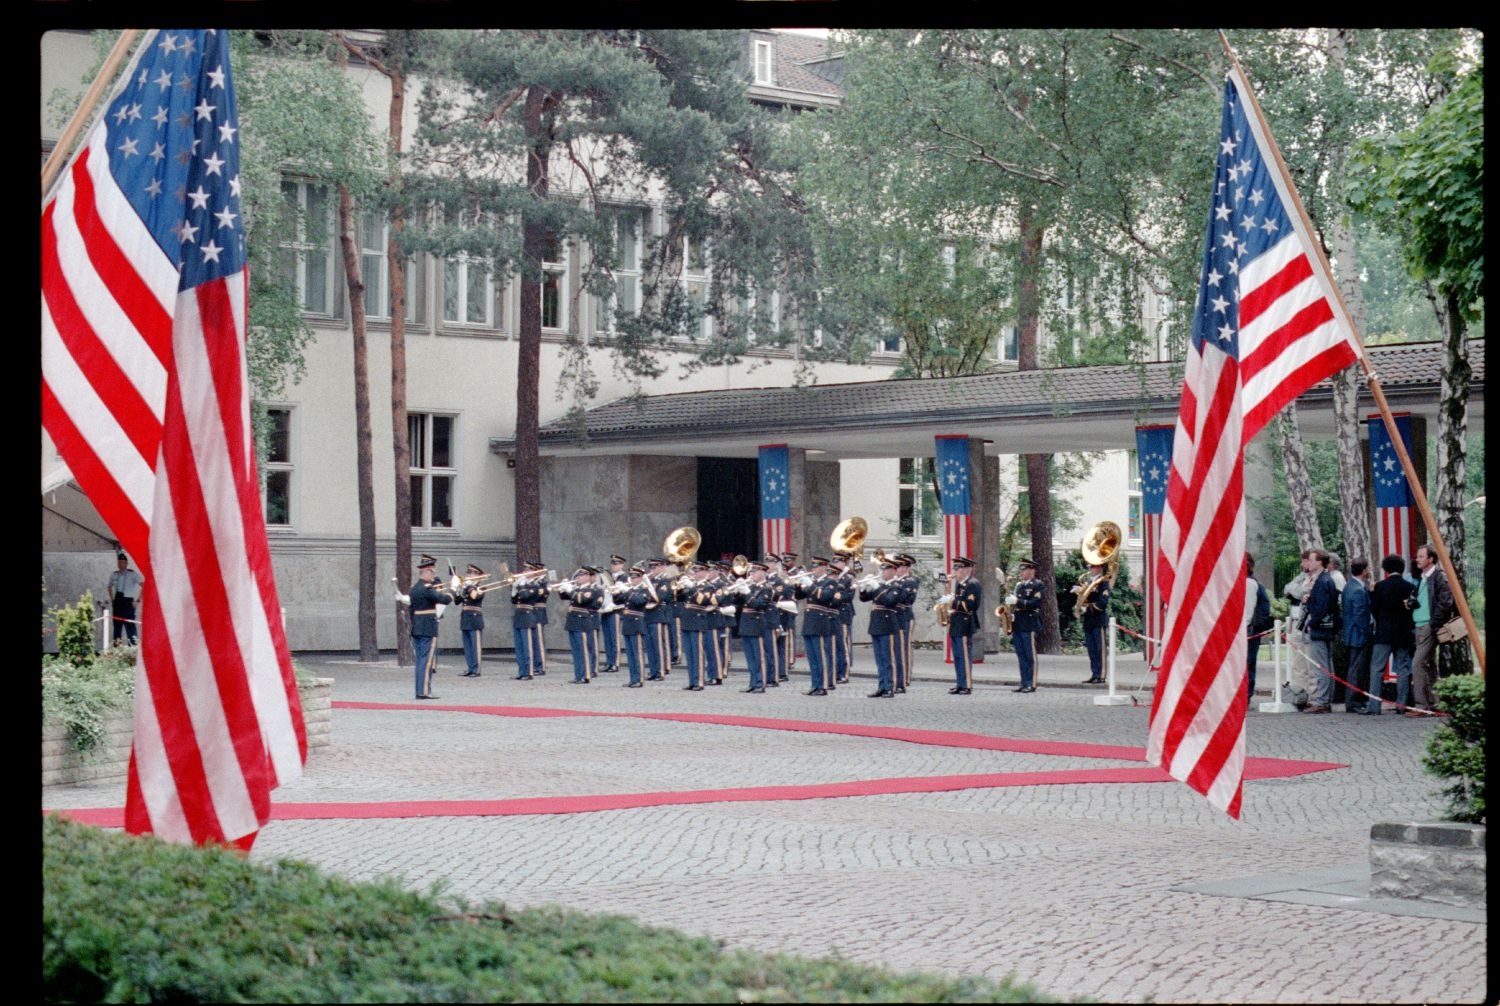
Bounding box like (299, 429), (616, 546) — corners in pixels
(42, 817), (1059, 1003)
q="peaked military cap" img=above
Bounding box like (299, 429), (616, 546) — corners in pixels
(417, 554), (436, 569)
(953, 556), (975, 568)
(525, 561), (546, 572)
(1017, 557), (1037, 569)
(749, 560), (769, 571)
(610, 555), (627, 565)
(780, 551), (798, 561)
(809, 555), (830, 566)
(762, 554), (781, 565)
(629, 565), (645, 576)
(466, 563), (484, 575)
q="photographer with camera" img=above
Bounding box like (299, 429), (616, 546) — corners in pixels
(1298, 548), (1340, 714)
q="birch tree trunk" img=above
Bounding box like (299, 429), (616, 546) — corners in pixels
(1277, 403), (1323, 552)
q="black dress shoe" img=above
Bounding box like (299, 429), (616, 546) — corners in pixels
(603, 666), (619, 673)
(515, 675), (533, 681)
(626, 681), (643, 688)
(766, 680), (779, 688)
(836, 677), (849, 684)
(535, 669), (546, 676)
(948, 687), (965, 695)
(744, 686), (765, 693)
(646, 675), (663, 681)
(895, 686), (906, 694)
(1014, 686), (1036, 693)
(806, 688), (827, 696)
(572, 678), (589, 684)
(1081, 677), (1100, 684)
(416, 694), (437, 700)
(868, 689), (892, 698)
(707, 679), (723, 686)
(684, 685), (703, 691)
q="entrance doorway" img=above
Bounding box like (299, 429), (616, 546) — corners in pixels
(697, 457), (759, 562)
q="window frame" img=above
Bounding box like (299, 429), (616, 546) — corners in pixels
(263, 406), (295, 529)
(541, 233), (570, 333)
(898, 457), (942, 541)
(1126, 449), (1144, 543)
(441, 251), (496, 329)
(753, 39), (774, 85)
(408, 411), (458, 530)
(359, 209), (419, 324)
(278, 180), (337, 317)
(600, 207), (646, 336)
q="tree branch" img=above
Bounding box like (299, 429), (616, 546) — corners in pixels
(925, 122), (1063, 186)
(1106, 31), (1218, 88)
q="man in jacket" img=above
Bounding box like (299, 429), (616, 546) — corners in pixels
(1366, 554), (1416, 716)
(1300, 548), (1339, 714)
(1340, 559), (1374, 712)
(1408, 543), (1456, 715)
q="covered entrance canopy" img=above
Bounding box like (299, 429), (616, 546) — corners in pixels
(491, 339), (1483, 460)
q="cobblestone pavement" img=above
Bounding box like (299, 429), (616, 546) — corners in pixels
(44, 648), (1486, 1004)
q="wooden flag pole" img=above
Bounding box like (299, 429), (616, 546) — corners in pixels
(1219, 33), (1484, 676)
(41, 29), (143, 199)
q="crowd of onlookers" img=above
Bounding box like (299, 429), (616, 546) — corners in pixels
(1244, 544), (1458, 716)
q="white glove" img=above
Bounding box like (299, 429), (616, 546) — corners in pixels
(450, 574), (463, 591)
(557, 583), (574, 596)
(435, 603), (447, 619)
(394, 591), (411, 606)
(796, 574), (814, 588)
(776, 600), (799, 614)
(718, 605), (737, 616)
(1005, 594), (1017, 607)
(937, 593), (954, 606)
(732, 580), (751, 595)
(1070, 584), (1082, 594)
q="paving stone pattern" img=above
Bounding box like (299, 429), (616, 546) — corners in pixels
(43, 650), (1485, 1004)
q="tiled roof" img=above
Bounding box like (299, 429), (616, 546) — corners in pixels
(748, 30), (843, 101)
(495, 340), (1482, 453)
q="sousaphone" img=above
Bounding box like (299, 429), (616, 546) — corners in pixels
(662, 526), (701, 570)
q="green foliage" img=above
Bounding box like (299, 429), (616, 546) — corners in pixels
(1348, 49), (1484, 322)
(1051, 552), (1143, 653)
(50, 591), (97, 667)
(42, 645), (135, 757)
(41, 817), (1056, 1003)
(1421, 675), (1484, 824)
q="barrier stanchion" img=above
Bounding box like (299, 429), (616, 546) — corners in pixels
(1095, 616), (1129, 706)
(1259, 618), (1296, 713)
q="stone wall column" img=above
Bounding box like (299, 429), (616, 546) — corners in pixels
(971, 439), (1000, 655)
(786, 447), (808, 562)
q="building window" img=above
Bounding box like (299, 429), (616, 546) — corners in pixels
(360, 210), (418, 322)
(542, 232), (569, 331)
(278, 180), (336, 315)
(744, 287), (781, 345)
(264, 407), (293, 527)
(681, 232), (711, 340)
(877, 328), (903, 355)
(753, 39), (773, 85)
(994, 324), (1020, 363)
(442, 252), (494, 327)
(409, 412), (455, 529)
(602, 208), (644, 334)
(898, 457), (941, 539)
(1127, 449), (1143, 542)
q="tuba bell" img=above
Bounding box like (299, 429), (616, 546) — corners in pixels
(662, 526), (701, 570)
(829, 516), (868, 560)
(1074, 520), (1122, 617)
(731, 554), (750, 577)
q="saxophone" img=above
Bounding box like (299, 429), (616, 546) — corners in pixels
(934, 571), (952, 627)
(993, 566), (1014, 634)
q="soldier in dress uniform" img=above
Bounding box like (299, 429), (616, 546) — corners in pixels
(1076, 562), (1111, 684)
(1009, 557), (1045, 693)
(863, 557), (906, 698)
(705, 562), (730, 684)
(942, 557), (983, 695)
(893, 554), (919, 693)
(532, 561), (552, 675)
(779, 552), (801, 678)
(618, 565), (653, 687)
(458, 563), (486, 677)
(509, 563), (545, 679)
(676, 563), (712, 690)
(830, 553), (856, 685)
(559, 566), (604, 683)
(761, 554), (789, 685)
(599, 554), (628, 673)
(407, 554), (455, 700)
(644, 558), (675, 680)
(796, 556), (843, 696)
(732, 561), (776, 692)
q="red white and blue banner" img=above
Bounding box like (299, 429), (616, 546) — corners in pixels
(758, 444), (791, 557)
(1135, 425), (1173, 668)
(935, 435), (973, 663)
(1368, 412), (1416, 569)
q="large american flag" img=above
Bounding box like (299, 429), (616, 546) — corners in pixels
(1146, 67), (1360, 818)
(759, 444), (791, 556)
(935, 436), (973, 663)
(42, 29), (306, 846)
(1134, 425), (1173, 667)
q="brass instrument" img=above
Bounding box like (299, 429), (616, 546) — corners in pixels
(1073, 520), (1122, 617)
(731, 554), (750, 577)
(829, 516), (869, 560)
(470, 566), (549, 596)
(993, 566), (1014, 634)
(662, 526), (701, 570)
(934, 571), (952, 627)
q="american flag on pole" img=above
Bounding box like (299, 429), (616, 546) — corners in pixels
(1134, 425), (1172, 668)
(42, 29), (306, 846)
(759, 444), (791, 557)
(1146, 67), (1360, 818)
(935, 436), (973, 664)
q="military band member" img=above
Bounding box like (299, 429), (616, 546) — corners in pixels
(894, 554), (919, 692)
(941, 557), (982, 695)
(863, 558), (905, 697)
(618, 565), (653, 687)
(558, 567), (603, 683)
(676, 563), (714, 690)
(1010, 557), (1045, 693)
(599, 555), (628, 673)
(830, 553), (855, 684)
(797, 556), (842, 696)
(762, 554), (790, 684)
(1076, 562), (1111, 684)
(408, 554), (455, 700)
(730, 561), (775, 692)
(779, 552), (801, 677)
(644, 558), (675, 680)
(458, 563), (486, 677)
(532, 561), (552, 675)
(706, 562), (730, 684)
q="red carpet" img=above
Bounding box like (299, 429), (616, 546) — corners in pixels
(47, 703), (1342, 827)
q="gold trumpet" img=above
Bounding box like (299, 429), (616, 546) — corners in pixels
(470, 567), (549, 596)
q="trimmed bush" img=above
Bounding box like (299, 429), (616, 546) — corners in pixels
(42, 647), (135, 757)
(42, 818), (1056, 1003)
(1423, 674), (1485, 824)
